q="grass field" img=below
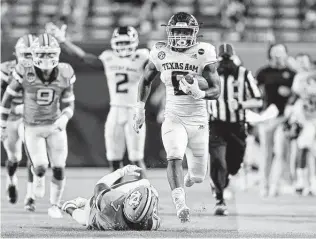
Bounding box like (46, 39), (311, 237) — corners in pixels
(1, 168), (316, 238)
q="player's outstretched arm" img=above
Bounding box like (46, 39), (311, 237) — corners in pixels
(133, 61), (159, 133)
(45, 23), (104, 71)
(93, 165), (142, 197)
(202, 63), (221, 100)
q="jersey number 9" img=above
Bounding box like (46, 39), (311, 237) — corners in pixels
(36, 88), (55, 105)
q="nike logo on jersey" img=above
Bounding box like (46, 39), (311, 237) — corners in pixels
(110, 202), (121, 212)
(161, 62), (199, 73)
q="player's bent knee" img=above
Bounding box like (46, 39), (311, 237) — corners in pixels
(34, 165), (47, 177)
(52, 167), (65, 180)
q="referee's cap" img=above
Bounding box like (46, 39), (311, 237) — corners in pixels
(218, 43), (235, 58)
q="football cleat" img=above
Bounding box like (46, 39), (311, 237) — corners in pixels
(177, 205), (190, 223)
(6, 175), (18, 204)
(184, 173), (194, 187)
(24, 197), (36, 212)
(214, 200), (228, 216)
(48, 204), (63, 219)
(33, 175), (45, 198)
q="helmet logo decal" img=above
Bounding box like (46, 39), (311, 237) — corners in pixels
(128, 191), (142, 209)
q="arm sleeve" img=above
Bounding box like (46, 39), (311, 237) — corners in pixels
(245, 70), (262, 99)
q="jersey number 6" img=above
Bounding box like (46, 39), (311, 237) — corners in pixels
(36, 88), (55, 105)
(116, 73), (128, 93)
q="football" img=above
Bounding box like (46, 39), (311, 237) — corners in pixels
(184, 74), (209, 90)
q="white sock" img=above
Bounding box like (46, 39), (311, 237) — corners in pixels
(171, 187), (185, 206)
(50, 178), (66, 206)
(72, 208), (87, 226)
(26, 182), (35, 199)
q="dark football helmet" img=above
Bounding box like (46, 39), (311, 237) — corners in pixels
(166, 12), (199, 49)
(111, 26), (139, 57)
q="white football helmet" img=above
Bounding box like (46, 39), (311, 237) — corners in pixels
(111, 26), (139, 57)
(166, 12), (199, 49)
(31, 33), (61, 70)
(15, 34), (37, 67)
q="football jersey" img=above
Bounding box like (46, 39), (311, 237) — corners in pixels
(12, 63), (76, 125)
(292, 72), (316, 120)
(88, 190), (130, 230)
(149, 41), (217, 125)
(1, 60), (23, 120)
(98, 49), (149, 107)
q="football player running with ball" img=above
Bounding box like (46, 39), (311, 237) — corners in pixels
(1, 33), (76, 218)
(61, 165), (160, 231)
(133, 12), (221, 222)
(46, 23), (148, 182)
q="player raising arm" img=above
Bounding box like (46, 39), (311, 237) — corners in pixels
(46, 23), (148, 180)
(133, 12), (220, 223)
(62, 165), (160, 231)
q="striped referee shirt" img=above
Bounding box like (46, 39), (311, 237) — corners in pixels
(208, 65), (261, 123)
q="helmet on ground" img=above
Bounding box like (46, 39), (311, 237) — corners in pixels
(123, 185), (159, 224)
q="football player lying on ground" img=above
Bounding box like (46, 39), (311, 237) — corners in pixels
(61, 165), (161, 231)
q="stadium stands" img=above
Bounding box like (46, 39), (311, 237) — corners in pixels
(1, 0), (315, 42)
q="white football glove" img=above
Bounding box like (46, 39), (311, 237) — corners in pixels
(45, 22), (67, 43)
(119, 165), (142, 177)
(133, 102), (145, 133)
(54, 114), (69, 132)
(179, 76), (206, 99)
(11, 104), (24, 115)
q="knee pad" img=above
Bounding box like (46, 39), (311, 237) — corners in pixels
(52, 167), (64, 180)
(34, 165), (47, 177)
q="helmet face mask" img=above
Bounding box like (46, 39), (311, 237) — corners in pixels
(31, 33), (61, 70)
(111, 26), (139, 57)
(15, 34), (36, 68)
(166, 12), (199, 50)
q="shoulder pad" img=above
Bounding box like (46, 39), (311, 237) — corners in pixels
(1, 60), (16, 74)
(135, 48), (150, 58)
(58, 63), (75, 84)
(198, 42), (217, 66)
(153, 41), (167, 50)
(151, 41), (167, 50)
(98, 50), (112, 61)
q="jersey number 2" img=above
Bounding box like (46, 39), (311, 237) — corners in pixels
(171, 71), (187, 96)
(36, 89), (55, 105)
(116, 73), (128, 93)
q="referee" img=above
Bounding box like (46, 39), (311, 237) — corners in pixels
(208, 43), (262, 216)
